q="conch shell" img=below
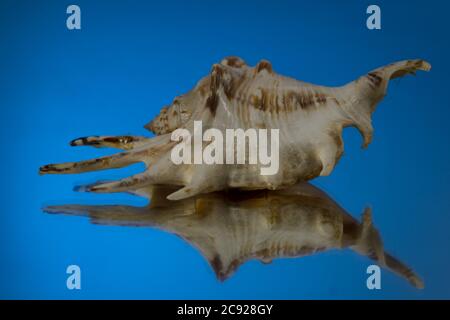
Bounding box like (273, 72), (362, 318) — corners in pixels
(45, 182), (424, 288)
(40, 57), (430, 200)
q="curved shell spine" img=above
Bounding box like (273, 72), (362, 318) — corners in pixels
(40, 57), (431, 200)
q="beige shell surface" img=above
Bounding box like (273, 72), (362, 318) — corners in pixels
(45, 182), (424, 288)
(39, 57), (431, 200)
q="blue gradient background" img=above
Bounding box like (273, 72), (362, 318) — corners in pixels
(1, 0), (449, 299)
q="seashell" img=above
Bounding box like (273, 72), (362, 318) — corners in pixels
(45, 182), (424, 288)
(39, 57), (430, 200)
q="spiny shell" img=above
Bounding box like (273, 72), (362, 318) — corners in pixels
(45, 182), (424, 288)
(40, 57), (430, 200)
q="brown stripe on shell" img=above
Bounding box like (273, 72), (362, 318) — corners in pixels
(367, 72), (383, 88)
(214, 243), (328, 280)
(249, 88), (330, 113)
(223, 72), (247, 100)
(299, 91), (315, 109)
(255, 60), (273, 74)
(205, 64), (224, 116)
(221, 56), (246, 68)
(255, 245), (327, 258)
(249, 89), (271, 111)
(205, 63), (249, 115)
(40, 153), (129, 173)
(103, 136), (137, 145)
(205, 94), (219, 116)
(280, 90), (329, 112)
(102, 136), (140, 150)
(70, 136), (100, 146)
(331, 97), (341, 106)
(314, 92), (327, 104)
(210, 255), (225, 280)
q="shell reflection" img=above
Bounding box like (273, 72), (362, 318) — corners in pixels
(45, 183), (423, 288)
(39, 58), (431, 200)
